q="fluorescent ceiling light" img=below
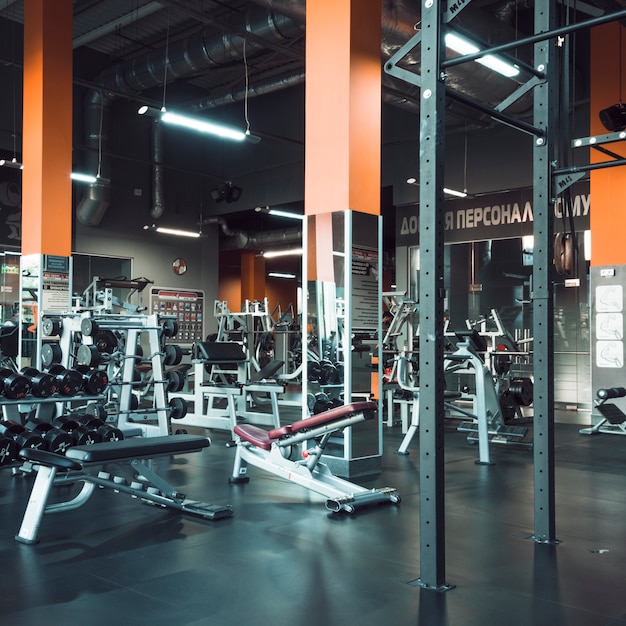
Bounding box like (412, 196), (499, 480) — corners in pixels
(263, 248), (303, 258)
(407, 178), (467, 198)
(445, 32), (520, 78)
(0, 158), (23, 170)
(138, 105), (260, 143)
(155, 226), (201, 238)
(268, 272), (297, 279)
(71, 172), (98, 183)
(268, 209), (304, 220)
(443, 187), (467, 198)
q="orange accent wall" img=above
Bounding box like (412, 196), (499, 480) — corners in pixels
(304, 0), (381, 218)
(22, 0), (73, 257)
(590, 23), (626, 267)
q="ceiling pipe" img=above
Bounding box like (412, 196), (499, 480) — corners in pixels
(75, 89), (112, 226)
(205, 216), (301, 250)
(150, 119), (165, 220)
(77, 4), (304, 226)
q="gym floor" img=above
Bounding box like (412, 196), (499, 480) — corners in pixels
(1, 410), (625, 626)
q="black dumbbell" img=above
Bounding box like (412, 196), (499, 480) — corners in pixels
(312, 392), (333, 414)
(75, 414), (124, 442)
(75, 365), (109, 395)
(0, 420), (45, 450)
(25, 419), (73, 455)
(0, 433), (19, 465)
(20, 367), (57, 398)
(0, 367), (31, 400)
(47, 364), (84, 396)
(52, 416), (101, 445)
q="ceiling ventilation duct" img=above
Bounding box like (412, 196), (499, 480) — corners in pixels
(206, 216), (302, 251)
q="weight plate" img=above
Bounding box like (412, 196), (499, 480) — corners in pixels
(162, 319), (179, 338)
(76, 344), (101, 367)
(41, 342), (63, 367)
(169, 397), (188, 419)
(166, 369), (185, 392)
(41, 317), (61, 337)
(163, 344), (183, 366)
(80, 318), (98, 337)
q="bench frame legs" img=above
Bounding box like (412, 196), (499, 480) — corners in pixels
(16, 456), (233, 544)
(230, 442), (400, 514)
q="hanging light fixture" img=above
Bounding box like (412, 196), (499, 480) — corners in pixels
(445, 32), (520, 78)
(138, 106), (261, 143)
(406, 178), (468, 198)
(0, 158), (23, 170)
(142, 224), (201, 238)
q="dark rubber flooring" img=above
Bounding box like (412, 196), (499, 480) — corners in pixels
(1, 413), (625, 626)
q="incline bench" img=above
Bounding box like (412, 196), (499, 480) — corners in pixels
(229, 401), (401, 513)
(16, 434), (233, 544)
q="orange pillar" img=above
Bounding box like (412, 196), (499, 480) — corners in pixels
(305, 0), (381, 277)
(22, 0), (73, 257)
(240, 249), (266, 302)
(590, 23), (626, 267)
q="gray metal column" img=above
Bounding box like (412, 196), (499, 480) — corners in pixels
(414, 0), (451, 591)
(532, 1), (558, 543)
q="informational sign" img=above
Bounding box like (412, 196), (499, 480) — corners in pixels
(150, 287), (205, 344)
(396, 182), (590, 246)
(351, 246), (379, 330)
(42, 271), (71, 313)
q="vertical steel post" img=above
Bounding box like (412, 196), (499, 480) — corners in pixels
(414, 0), (451, 591)
(532, 1), (558, 543)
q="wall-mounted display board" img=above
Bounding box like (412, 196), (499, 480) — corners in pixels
(149, 287), (205, 344)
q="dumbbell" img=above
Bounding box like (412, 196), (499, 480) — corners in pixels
(52, 416), (101, 445)
(312, 392), (333, 414)
(25, 419), (74, 455)
(0, 420), (45, 450)
(75, 414), (124, 442)
(0, 432), (19, 465)
(0, 367), (31, 399)
(47, 364), (84, 396)
(20, 367), (57, 398)
(75, 365), (109, 395)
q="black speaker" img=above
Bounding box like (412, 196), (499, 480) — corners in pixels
(599, 104), (626, 133)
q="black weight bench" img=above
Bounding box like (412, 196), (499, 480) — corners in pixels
(16, 434), (233, 544)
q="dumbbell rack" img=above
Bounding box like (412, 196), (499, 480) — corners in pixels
(44, 312), (178, 437)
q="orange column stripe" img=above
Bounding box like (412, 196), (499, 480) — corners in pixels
(240, 250), (266, 303)
(590, 23), (626, 267)
(305, 0), (381, 218)
(22, 0), (73, 257)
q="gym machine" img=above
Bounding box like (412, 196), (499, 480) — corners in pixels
(168, 341), (284, 433)
(395, 330), (532, 464)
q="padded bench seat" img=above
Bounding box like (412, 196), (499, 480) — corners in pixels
(66, 434), (209, 463)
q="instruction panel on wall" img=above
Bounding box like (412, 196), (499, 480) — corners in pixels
(150, 287), (205, 344)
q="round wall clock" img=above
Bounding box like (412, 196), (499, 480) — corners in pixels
(172, 258), (187, 275)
